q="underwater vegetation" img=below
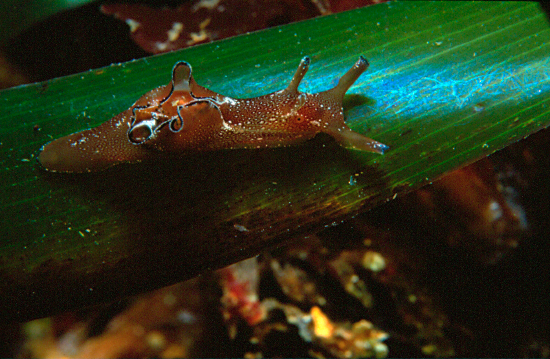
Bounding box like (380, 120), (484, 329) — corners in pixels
(1, 0), (550, 357)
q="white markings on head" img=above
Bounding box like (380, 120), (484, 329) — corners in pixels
(218, 97), (238, 106)
(221, 120), (233, 130)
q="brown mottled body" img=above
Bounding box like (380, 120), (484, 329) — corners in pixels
(39, 57), (387, 173)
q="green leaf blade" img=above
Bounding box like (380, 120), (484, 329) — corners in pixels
(1, 1), (549, 321)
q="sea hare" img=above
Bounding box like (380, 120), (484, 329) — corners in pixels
(39, 57), (387, 173)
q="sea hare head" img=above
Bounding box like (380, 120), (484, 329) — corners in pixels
(38, 62), (201, 173)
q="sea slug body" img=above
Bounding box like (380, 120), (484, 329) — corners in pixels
(39, 57), (388, 173)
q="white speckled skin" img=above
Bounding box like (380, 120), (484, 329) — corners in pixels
(39, 57), (387, 173)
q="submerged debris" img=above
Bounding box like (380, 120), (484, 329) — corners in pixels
(259, 299), (389, 358)
(101, 0), (388, 53)
(218, 256), (265, 338)
(19, 279), (215, 358)
(408, 157), (528, 264)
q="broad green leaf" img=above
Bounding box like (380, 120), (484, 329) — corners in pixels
(1, 1), (549, 321)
